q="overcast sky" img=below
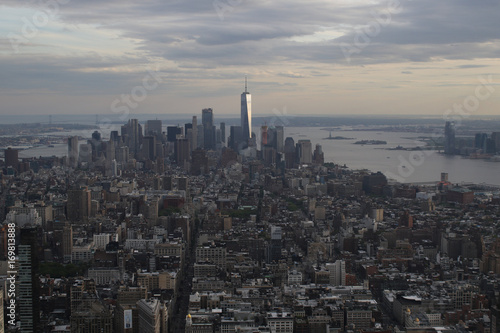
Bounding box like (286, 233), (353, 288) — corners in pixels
(0, 0), (499, 117)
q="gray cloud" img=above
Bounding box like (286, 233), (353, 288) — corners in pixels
(1, 0), (499, 115)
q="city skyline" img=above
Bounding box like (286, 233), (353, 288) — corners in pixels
(0, 1), (499, 116)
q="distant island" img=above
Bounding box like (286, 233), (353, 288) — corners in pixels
(354, 140), (387, 145)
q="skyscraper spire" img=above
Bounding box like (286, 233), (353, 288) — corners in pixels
(245, 75), (247, 93)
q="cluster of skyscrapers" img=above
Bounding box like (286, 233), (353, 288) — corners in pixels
(444, 121), (500, 156)
(65, 79), (324, 177)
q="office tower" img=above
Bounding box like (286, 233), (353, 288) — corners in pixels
(68, 136), (79, 168)
(137, 299), (161, 333)
(284, 137), (295, 169)
(92, 130), (101, 141)
(274, 126), (284, 152)
(110, 130), (120, 143)
(145, 120), (162, 139)
(475, 133), (488, 150)
(19, 227), (40, 332)
(229, 126), (242, 151)
(67, 187), (91, 223)
(266, 225), (282, 263)
(105, 139), (115, 161)
(216, 128), (222, 146)
(220, 122), (226, 143)
(63, 222), (73, 263)
(122, 119), (143, 157)
(143, 136), (157, 161)
(175, 138), (190, 168)
(191, 116), (198, 151)
(115, 146), (129, 163)
(326, 260), (346, 286)
(296, 139), (312, 164)
(197, 124), (204, 149)
(185, 123), (193, 151)
(262, 145), (276, 166)
(89, 131), (104, 162)
(184, 123), (192, 137)
(485, 138), (497, 154)
(313, 144), (324, 165)
(110, 159), (117, 177)
(166, 126), (182, 142)
(163, 176), (173, 190)
(261, 125), (268, 148)
(5, 147), (19, 170)
(267, 127), (276, 150)
(444, 121), (456, 155)
(241, 77), (252, 144)
(202, 108), (215, 150)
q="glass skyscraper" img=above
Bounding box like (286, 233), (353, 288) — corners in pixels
(241, 77), (252, 143)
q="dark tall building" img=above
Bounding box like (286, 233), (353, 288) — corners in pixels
(220, 122), (226, 143)
(67, 187), (91, 223)
(261, 125), (268, 149)
(202, 108), (215, 150)
(266, 225), (282, 263)
(67, 136), (79, 168)
(19, 227), (40, 332)
(5, 147), (19, 170)
(262, 145), (276, 166)
(175, 138), (190, 168)
(191, 116), (198, 151)
(216, 128), (222, 146)
(313, 144), (324, 165)
(275, 126), (284, 152)
(110, 130), (120, 143)
(142, 136), (157, 161)
(241, 77), (252, 144)
(475, 133), (488, 150)
(91, 131), (101, 141)
(284, 137), (295, 169)
(166, 126), (182, 142)
(267, 126), (284, 153)
(63, 223), (73, 263)
(197, 124), (204, 150)
(444, 121), (456, 155)
(184, 122), (192, 140)
(485, 138), (497, 154)
(229, 126), (242, 151)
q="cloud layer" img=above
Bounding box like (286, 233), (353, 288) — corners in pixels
(0, 0), (499, 116)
